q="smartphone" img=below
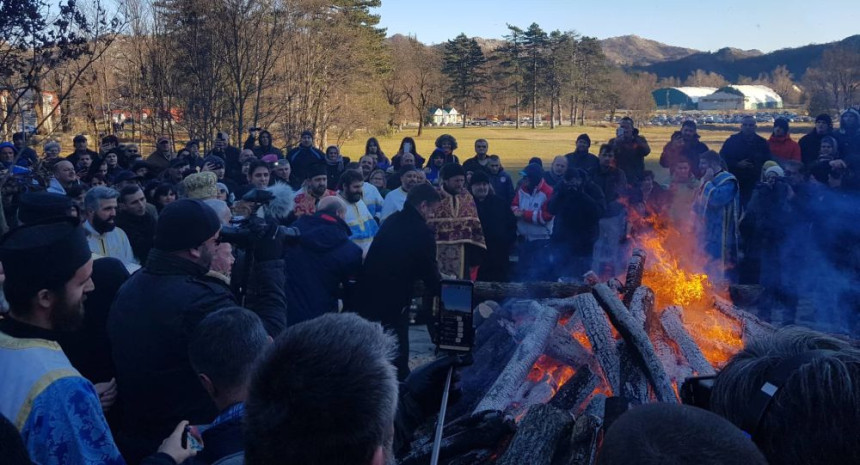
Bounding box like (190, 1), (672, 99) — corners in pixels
(182, 425), (204, 452)
(436, 280), (474, 353)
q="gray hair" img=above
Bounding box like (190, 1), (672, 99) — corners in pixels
(43, 141), (61, 153)
(711, 326), (860, 465)
(202, 198), (231, 225)
(188, 307), (269, 392)
(244, 313), (398, 465)
(84, 186), (119, 212)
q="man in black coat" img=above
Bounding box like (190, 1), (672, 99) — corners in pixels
(108, 199), (286, 464)
(287, 130), (325, 190)
(564, 134), (600, 179)
(206, 132), (243, 185)
(798, 114), (834, 166)
(283, 197), (362, 325)
(659, 121), (709, 175)
(470, 171), (516, 282)
(115, 185), (156, 263)
(719, 116), (771, 207)
(548, 168), (606, 278)
(355, 183), (441, 380)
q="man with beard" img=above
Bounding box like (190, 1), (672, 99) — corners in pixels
(564, 134), (600, 179)
(293, 162), (335, 218)
(659, 120), (709, 175)
(339, 170), (379, 255)
(115, 185), (156, 263)
(108, 199), (287, 463)
(428, 163), (486, 279)
(470, 171), (516, 282)
(380, 167), (420, 222)
(83, 186), (137, 265)
(287, 130), (325, 189)
(719, 116), (771, 207)
(0, 220), (123, 464)
(282, 197), (362, 325)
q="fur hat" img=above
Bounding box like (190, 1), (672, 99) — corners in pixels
(183, 171), (219, 200)
(263, 183), (296, 222)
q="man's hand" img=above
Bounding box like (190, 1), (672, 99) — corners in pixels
(403, 354), (473, 417)
(157, 421), (199, 464)
(202, 162), (216, 172)
(94, 378), (118, 412)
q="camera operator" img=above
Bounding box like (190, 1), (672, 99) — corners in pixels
(107, 199), (286, 464)
(547, 167), (606, 278)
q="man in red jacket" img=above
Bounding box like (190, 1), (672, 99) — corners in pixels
(768, 118), (801, 163)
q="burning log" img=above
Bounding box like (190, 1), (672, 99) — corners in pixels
(660, 306), (716, 376)
(549, 365), (600, 412)
(713, 295), (773, 341)
(592, 283), (677, 403)
(622, 249), (647, 306)
(400, 410), (515, 465)
(545, 324), (594, 370)
(454, 313), (518, 417)
(562, 411), (602, 465)
(495, 403), (573, 465)
(473, 302), (559, 413)
(628, 286), (655, 328)
(651, 334), (694, 387)
(617, 340), (650, 405)
(572, 293), (621, 393)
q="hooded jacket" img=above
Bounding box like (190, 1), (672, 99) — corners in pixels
(836, 108), (860, 158)
(282, 212), (362, 325)
(768, 134), (801, 162)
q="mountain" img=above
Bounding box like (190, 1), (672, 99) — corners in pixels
(639, 35), (860, 81)
(599, 35), (700, 66)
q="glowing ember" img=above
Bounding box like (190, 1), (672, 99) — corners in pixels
(572, 330), (592, 351)
(527, 355), (576, 394)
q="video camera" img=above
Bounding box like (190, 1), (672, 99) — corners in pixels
(219, 188), (300, 249)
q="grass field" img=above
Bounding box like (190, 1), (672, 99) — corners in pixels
(336, 123), (813, 183)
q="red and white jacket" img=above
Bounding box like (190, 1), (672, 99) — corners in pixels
(511, 179), (554, 241)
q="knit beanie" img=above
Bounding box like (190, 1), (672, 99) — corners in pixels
(765, 165), (785, 178)
(774, 118), (790, 133)
(154, 199), (221, 252)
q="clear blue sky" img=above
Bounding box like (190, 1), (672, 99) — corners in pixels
(375, 0), (857, 53)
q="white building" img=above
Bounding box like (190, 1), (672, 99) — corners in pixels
(698, 85), (783, 111)
(430, 107), (463, 126)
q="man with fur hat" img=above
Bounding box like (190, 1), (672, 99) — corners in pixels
(0, 220), (124, 464)
(108, 199), (287, 463)
(799, 113), (835, 165)
(768, 117), (801, 163)
(293, 162), (336, 218)
(427, 163), (486, 279)
(512, 161), (554, 280)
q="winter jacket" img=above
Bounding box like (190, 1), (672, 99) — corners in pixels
(115, 210), (156, 263)
(490, 170), (515, 206)
(548, 180), (606, 252)
(768, 134), (801, 162)
(108, 249), (285, 462)
(835, 109), (860, 157)
(512, 178), (554, 241)
(146, 150), (173, 173)
(798, 130), (831, 166)
(462, 155), (491, 176)
(206, 146), (243, 184)
(659, 136), (709, 175)
(719, 132), (771, 206)
(283, 212), (363, 325)
(608, 135), (651, 182)
(475, 193), (517, 282)
(564, 151), (600, 179)
(243, 134), (284, 159)
(355, 203), (439, 326)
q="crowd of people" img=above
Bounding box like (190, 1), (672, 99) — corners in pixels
(0, 108), (858, 465)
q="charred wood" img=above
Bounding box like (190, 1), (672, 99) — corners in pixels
(572, 293), (620, 393)
(602, 396), (630, 432)
(628, 286), (654, 329)
(562, 412), (602, 465)
(400, 410), (515, 465)
(496, 403), (573, 465)
(617, 340), (650, 405)
(549, 365), (600, 412)
(622, 249), (647, 307)
(713, 295), (774, 341)
(660, 306), (716, 376)
(473, 302), (559, 413)
(545, 325), (594, 370)
(453, 313), (518, 417)
(414, 281), (591, 301)
(592, 283), (677, 403)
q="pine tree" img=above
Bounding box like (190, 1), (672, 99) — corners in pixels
(442, 33), (487, 128)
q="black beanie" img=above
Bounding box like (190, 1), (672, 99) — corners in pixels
(154, 199), (221, 252)
(470, 170), (490, 185)
(576, 134), (591, 145)
(0, 220), (91, 302)
(440, 163), (465, 180)
(17, 192), (74, 225)
(774, 117), (789, 133)
(815, 113), (832, 127)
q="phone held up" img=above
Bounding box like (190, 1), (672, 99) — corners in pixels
(434, 279), (475, 353)
(182, 425), (204, 452)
